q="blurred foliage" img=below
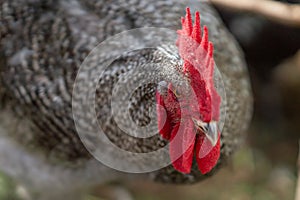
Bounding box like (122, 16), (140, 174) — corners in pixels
(0, 171), (21, 200)
(124, 146), (296, 200)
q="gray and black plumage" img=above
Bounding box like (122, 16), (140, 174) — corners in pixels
(0, 0), (252, 198)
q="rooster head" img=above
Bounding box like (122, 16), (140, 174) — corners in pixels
(156, 8), (221, 174)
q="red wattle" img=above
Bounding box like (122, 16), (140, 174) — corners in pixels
(169, 120), (195, 174)
(195, 134), (221, 174)
(156, 91), (172, 140)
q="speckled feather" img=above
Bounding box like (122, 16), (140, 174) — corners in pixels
(0, 0), (252, 191)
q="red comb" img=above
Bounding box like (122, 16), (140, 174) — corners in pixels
(176, 7), (220, 121)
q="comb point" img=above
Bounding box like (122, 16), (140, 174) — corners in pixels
(192, 11), (201, 43)
(208, 42), (214, 58)
(201, 26), (209, 51)
(185, 7), (193, 35)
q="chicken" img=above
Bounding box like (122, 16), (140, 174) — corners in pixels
(0, 0), (253, 199)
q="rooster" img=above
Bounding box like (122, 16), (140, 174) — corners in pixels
(0, 0), (252, 199)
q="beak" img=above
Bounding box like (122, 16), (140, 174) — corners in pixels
(205, 121), (218, 146)
(192, 119), (219, 146)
